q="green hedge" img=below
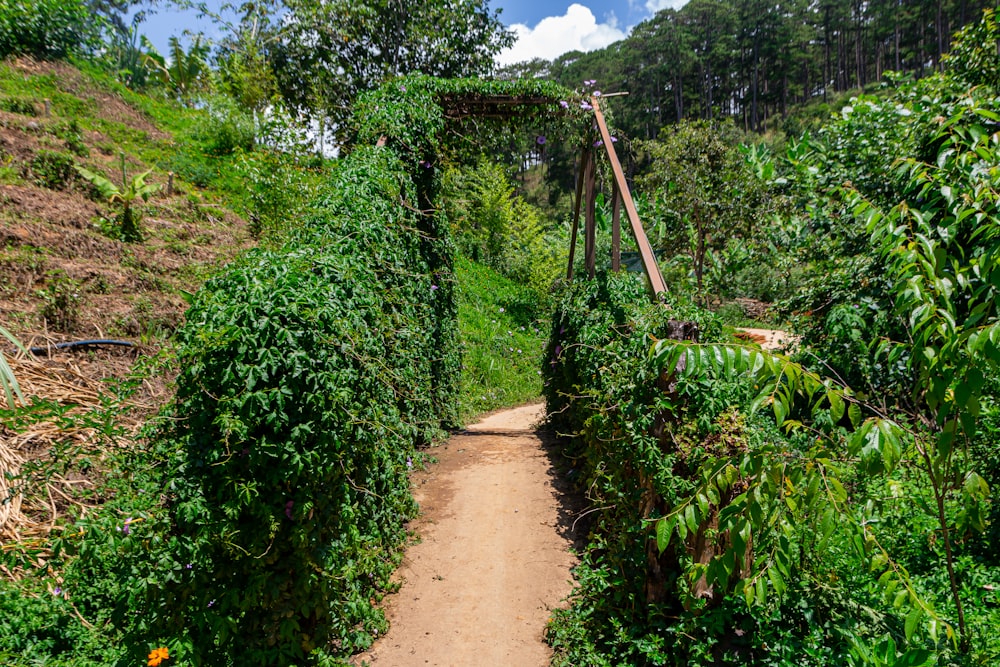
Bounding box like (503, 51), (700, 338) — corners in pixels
(126, 146), (457, 665)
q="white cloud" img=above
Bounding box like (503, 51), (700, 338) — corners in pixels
(497, 4), (628, 66)
(645, 0), (690, 12)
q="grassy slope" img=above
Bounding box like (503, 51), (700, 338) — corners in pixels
(456, 255), (549, 421)
(0, 57), (251, 353)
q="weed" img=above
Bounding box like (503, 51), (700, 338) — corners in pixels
(0, 97), (36, 116)
(53, 119), (89, 157)
(27, 149), (75, 190)
(37, 270), (82, 331)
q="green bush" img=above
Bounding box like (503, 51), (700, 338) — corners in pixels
(190, 97), (256, 156)
(27, 149), (75, 190)
(0, 0), (101, 60)
(541, 275), (941, 666)
(0, 96), (36, 115)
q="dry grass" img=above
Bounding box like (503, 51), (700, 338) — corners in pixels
(0, 347), (166, 553)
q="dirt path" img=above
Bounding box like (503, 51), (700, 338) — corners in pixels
(354, 403), (580, 667)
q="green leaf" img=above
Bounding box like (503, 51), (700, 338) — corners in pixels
(828, 390), (844, 421)
(904, 605), (922, 643)
(656, 516), (675, 554)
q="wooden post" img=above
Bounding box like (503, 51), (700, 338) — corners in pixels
(611, 180), (622, 272)
(584, 148), (597, 279)
(166, 171), (174, 196)
(43, 99), (51, 117)
(591, 95), (668, 297)
(566, 148), (589, 281)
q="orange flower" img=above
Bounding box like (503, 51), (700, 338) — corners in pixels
(147, 647), (169, 666)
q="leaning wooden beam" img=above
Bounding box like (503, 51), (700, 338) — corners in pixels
(591, 96), (667, 296)
(611, 180), (622, 272)
(584, 149), (597, 279)
(566, 148), (589, 281)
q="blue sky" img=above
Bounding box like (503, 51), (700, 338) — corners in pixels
(138, 1), (690, 65)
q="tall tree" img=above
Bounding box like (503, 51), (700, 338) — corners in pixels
(273, 0), (514, 136)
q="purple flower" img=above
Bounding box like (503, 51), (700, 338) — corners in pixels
(555, 344), (562, 356)
(611, 136), (618, 143)
(580, 101), (593, 111)
(285, 500), (294, 520)
(119, 517), (134, 535)
(536, 135), (547, 145)
(53, 587), (62, 596)
(419, 160), (432, 169)
(406, 456), (413, 470)
(593, 91), (602, 97)
(584, 79), (596, 86)
(594, 139), (603, 147)
(208, 599), (215, 608)
(430, 284), (439, 291)
(498, 307), (505, 313)
(185, 563), (193, 569)
(400, 85), (407, 92)
(559, 100), (569, 109)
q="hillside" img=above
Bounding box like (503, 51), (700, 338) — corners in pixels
(0, 58), (251, 358)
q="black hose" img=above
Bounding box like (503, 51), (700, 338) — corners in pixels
(28, 339), (135, 355)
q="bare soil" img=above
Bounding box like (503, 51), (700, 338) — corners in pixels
(354, 403), (582, 667)
(735, 327), (800, 351)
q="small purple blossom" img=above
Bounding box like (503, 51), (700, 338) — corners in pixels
(53, 586), (62, 596)
(611, 136), (618, 143)
(559, 100), (569, 109)
(498, 307), (505, 313)
(185, 563), (193, 569)
(593, 91), (602, 97)
(406, 456), (413, 470)
(208, 599), (215, 608)
(555, 344), (562, 356)
(584, 79), (597, 86)
(419, 160), (432, 169)
(594, 139), (604, 147)
(536, 135), (547, 145)
(580, 101), (593, 111)
(430, 284), (439, 291)
(118, 517), (134, 535)
(285, 500), (294, 520)
(400, 85), (407, 92)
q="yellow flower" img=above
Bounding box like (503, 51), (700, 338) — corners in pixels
(147, 647), (169, 666)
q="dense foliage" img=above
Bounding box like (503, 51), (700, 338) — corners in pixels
(124, 146), (456, 665)
(274, 0), (514, 132)
(0, 0), (101, 60)
(545, 9), (1000, 667)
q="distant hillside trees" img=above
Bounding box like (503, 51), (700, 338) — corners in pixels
(530, 0), (997, 137)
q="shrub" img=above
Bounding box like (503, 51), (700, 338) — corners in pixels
(0, 0), (101, 60)
(27, 149), (75, 190)
(190, 97), (256, 156)
(0, 96), (37, 115)
(37, 270), (80, 331)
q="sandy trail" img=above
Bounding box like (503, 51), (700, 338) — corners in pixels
(354, 403), (580, 667)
